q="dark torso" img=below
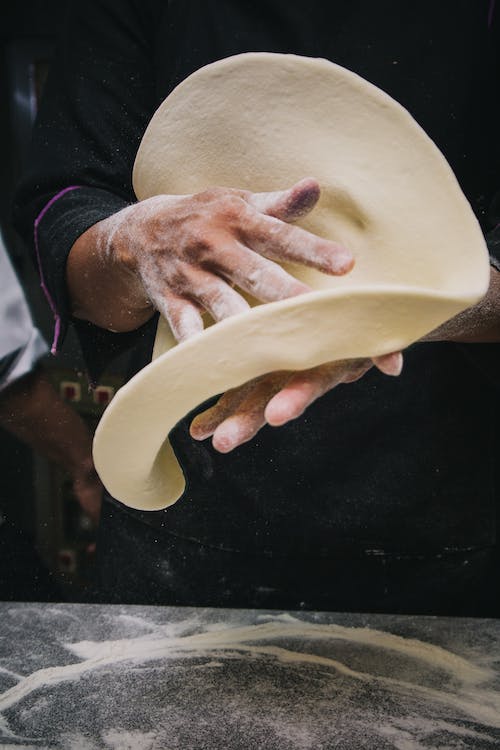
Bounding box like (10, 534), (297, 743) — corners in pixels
(118, 2), (500, 569)
(16, 0), (500, 612)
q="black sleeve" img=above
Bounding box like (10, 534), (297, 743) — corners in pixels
(12, 0), (159, 378)
(488, 185), (500, 271)
(487, 2), (500, 270)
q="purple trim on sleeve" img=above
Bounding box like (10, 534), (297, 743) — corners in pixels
(33, 186), (81, 354)
(489, 0), (496, 28)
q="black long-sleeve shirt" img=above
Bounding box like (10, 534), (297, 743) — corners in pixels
(12, 0), (500, 612)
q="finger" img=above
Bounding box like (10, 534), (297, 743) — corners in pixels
(265, 358), (372, 425)
(139, 264), (206, 341)
(190, 380), (258, 440)
(241, 212), (354, 275)
(184, 266), (251, 321)
(247, 177), (321, 222)
(211, 374), (288, 452)
(212, 414), (266, 453)
(154, 289), (205, 342)
(372, 351), (403, 376)
(264, 364), (346, 426)
(340, 358), (373, 383)
(212, 240), (311, 301)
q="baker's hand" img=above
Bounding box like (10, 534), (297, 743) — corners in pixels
(190, 352), (403, 452)
(68, 178), (353, 335)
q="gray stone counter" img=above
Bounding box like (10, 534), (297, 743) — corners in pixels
(0, 603), (499, 748)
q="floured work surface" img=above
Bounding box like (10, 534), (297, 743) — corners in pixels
(0, 603), (499, 749)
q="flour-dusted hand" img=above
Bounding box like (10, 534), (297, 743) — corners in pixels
(190, 352), (403, 452)
(67, 178), (353, 337)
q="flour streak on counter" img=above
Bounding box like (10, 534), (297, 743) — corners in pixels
(0, 612), (499, 736)
(1, 606), (499, 749)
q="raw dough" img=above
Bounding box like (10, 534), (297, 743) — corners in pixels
(93, 53), (489, 510)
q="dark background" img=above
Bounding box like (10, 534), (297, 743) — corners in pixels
(0, 2), (121, 601)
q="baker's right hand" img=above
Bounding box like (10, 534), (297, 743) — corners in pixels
(68, 178), (353, 337)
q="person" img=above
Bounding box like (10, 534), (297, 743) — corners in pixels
(0, 228), (102, 599)
(12, 0), (500, 615)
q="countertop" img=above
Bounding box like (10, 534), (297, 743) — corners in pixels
(0, 603), (499, 748)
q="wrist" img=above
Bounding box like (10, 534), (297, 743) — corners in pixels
(67, 212), (154, 332)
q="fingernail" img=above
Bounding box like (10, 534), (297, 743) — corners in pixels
(191, 429), (210, 441)
(390, 353), (404, 376)
(189, 421), (211, 440)
(288, 180), (321, 218)
(330, 249), (355, 274)
(377, 352), (403, 377)
(212, 435), (236, 453)
(265, 396), (297, 426)
(212, 420), (240, 453)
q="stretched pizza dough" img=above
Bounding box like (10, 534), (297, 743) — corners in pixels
(93, 53), (489, 511)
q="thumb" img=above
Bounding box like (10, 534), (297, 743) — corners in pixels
(247, 177), (321, 222)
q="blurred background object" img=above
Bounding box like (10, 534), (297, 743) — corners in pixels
(0, 2), (125, 601)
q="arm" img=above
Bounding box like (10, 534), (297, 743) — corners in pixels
(424, 266), (500, 343)
(12, 0), (158, 375)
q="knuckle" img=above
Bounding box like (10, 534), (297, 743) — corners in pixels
(166, 264), (191, 293)
(245, 267), (264, 292)
(185, 232), (216, 263)
(215, 244), (247, 274)
(220, 198), (249, 226)
(200, 188), (250, 224)
(199, 277), (219, 299)
(198, 186), (227, 202)
(259, 216), (291, 249)
(204, 282), (228, 309)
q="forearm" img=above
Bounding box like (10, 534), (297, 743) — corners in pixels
(425, 266), (500, 344)
(12, 0), (156, 341)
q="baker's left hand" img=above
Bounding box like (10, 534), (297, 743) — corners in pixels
(190, 352), (403, 452)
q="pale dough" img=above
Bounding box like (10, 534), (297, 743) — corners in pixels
(93, 53), (489, 510)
